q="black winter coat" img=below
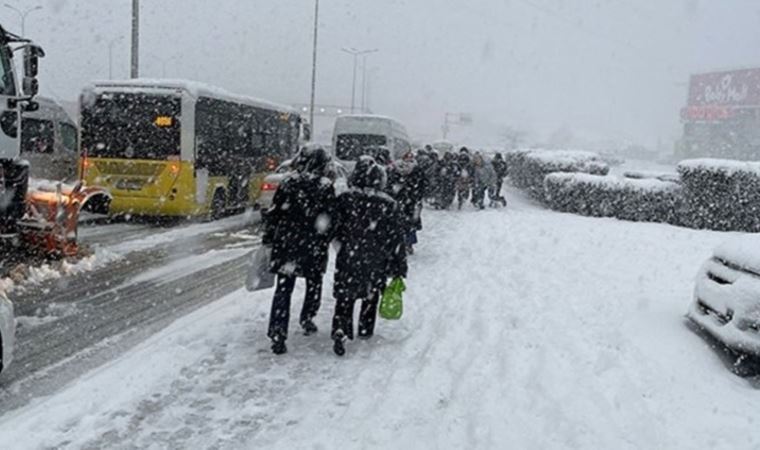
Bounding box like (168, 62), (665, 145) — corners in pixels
(332, 188), (408, 297)
(492, 158), (508, 179)
(438, 160), (461, 190)
(387, 163), (428, 230)
(263, 174), (336, 279)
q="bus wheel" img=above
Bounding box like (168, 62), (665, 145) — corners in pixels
(210, 189), (227, 221)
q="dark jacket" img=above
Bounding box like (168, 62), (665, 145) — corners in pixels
(332, 188), (408, 296)
(387, 162), (428, 230)
(263, 174), (336, 279)
(492, 157), (508, 179)
(439, 159), (461, 187)
(457, 153), (472, 179)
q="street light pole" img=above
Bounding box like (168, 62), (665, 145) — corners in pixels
(3, 4), (42, 37)
(309, 0), (319, 128)
(130, 0), (140, 78)
(341, 48), (377, 114)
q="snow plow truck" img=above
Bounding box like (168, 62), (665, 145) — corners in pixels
(0, 25), (109, 258)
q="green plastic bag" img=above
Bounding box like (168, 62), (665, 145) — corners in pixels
(379, 277), (406, 320)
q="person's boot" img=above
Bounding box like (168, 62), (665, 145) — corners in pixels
(271, 337), (287, 355)
(302, 319), (318, 336)
(333, 331), (346, 356)
(358, 328), (374, 340)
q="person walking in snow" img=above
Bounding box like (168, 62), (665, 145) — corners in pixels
(263, 148), (336, 355)
(331, 157), (408, 356)
(436, 151), (460, 209)
(456, 147), (473, 209)
(388, 150), (428, 255)
(471, 152), (496, 209)
(419, 146), (440, 206)
(490, 152), (508, 207)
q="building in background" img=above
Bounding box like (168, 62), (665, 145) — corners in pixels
(677, 68), (760, 161)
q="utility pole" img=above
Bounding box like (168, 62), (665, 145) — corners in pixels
(3, 4), (42, 37)
(309, 0), (319, 128)
(130, 0), (140, 78)
(341, 48), (377, 114)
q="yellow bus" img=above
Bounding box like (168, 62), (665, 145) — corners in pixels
(79, 80), (308, 219)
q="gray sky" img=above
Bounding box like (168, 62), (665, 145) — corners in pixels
(8, 0), (760, 148)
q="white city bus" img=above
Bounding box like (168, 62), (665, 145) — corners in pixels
(332, 114), (411, 165)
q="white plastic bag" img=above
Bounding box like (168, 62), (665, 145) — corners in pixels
(245, 246), (275, 292)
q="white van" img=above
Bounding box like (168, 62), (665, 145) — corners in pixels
(21, 97), (79, 182)
(332, 114), (412, 166)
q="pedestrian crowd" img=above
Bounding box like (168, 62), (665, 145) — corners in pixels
(261, 145), (508, 356)
(417, 145), (509, 211)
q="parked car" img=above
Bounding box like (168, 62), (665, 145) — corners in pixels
(688, 235), (760, 355)
(0, 295), (15, 375)
(256, 158), (350, 210)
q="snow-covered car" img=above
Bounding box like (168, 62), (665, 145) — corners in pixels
(688, 235), (760, 355)
(0, 295), (15, 375)
(256, 159), (350, 210)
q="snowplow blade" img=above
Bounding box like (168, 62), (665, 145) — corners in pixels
(19, 183), (111, 257)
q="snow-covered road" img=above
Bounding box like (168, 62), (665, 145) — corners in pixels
(1, 190), (757, 449)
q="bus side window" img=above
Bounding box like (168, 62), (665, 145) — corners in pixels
(60, 122), (78, 153)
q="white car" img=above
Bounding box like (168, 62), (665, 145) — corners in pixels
(0, 295), (15, 375)
(256, 159), (350, 210)
(688, 235), (760, 355)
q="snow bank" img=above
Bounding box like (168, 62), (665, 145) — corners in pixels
(0, 248), (121, 299)
(622, 170), (680, 183)
(545, 173), (683, 224)
(525, 149), (609, 173)
(679, 158), (760, 177)
(507, 148), (610, 201)
(678, 158), (760, 232)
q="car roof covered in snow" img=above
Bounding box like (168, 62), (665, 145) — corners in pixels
(85, 78), (298, 115)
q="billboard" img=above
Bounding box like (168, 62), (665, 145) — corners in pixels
(688, 68), (760, 107)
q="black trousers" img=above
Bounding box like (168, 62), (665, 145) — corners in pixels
(494, 179), (504, 197)
(332, 278), (386, 340)
(267, 274), (323, 341)
(472, 185), (487, 208)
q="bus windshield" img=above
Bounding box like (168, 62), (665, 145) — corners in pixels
(335, 134), (386, 161)
(81, 92), (181, 160)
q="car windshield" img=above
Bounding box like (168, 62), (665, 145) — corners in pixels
(7, 3), (760, 450)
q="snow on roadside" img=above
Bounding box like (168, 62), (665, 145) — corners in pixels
(0, 248), (120, 299)
(1, 193), (758, 449)
(105, 210), (259, 255)
(124, 247), (250, 287)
